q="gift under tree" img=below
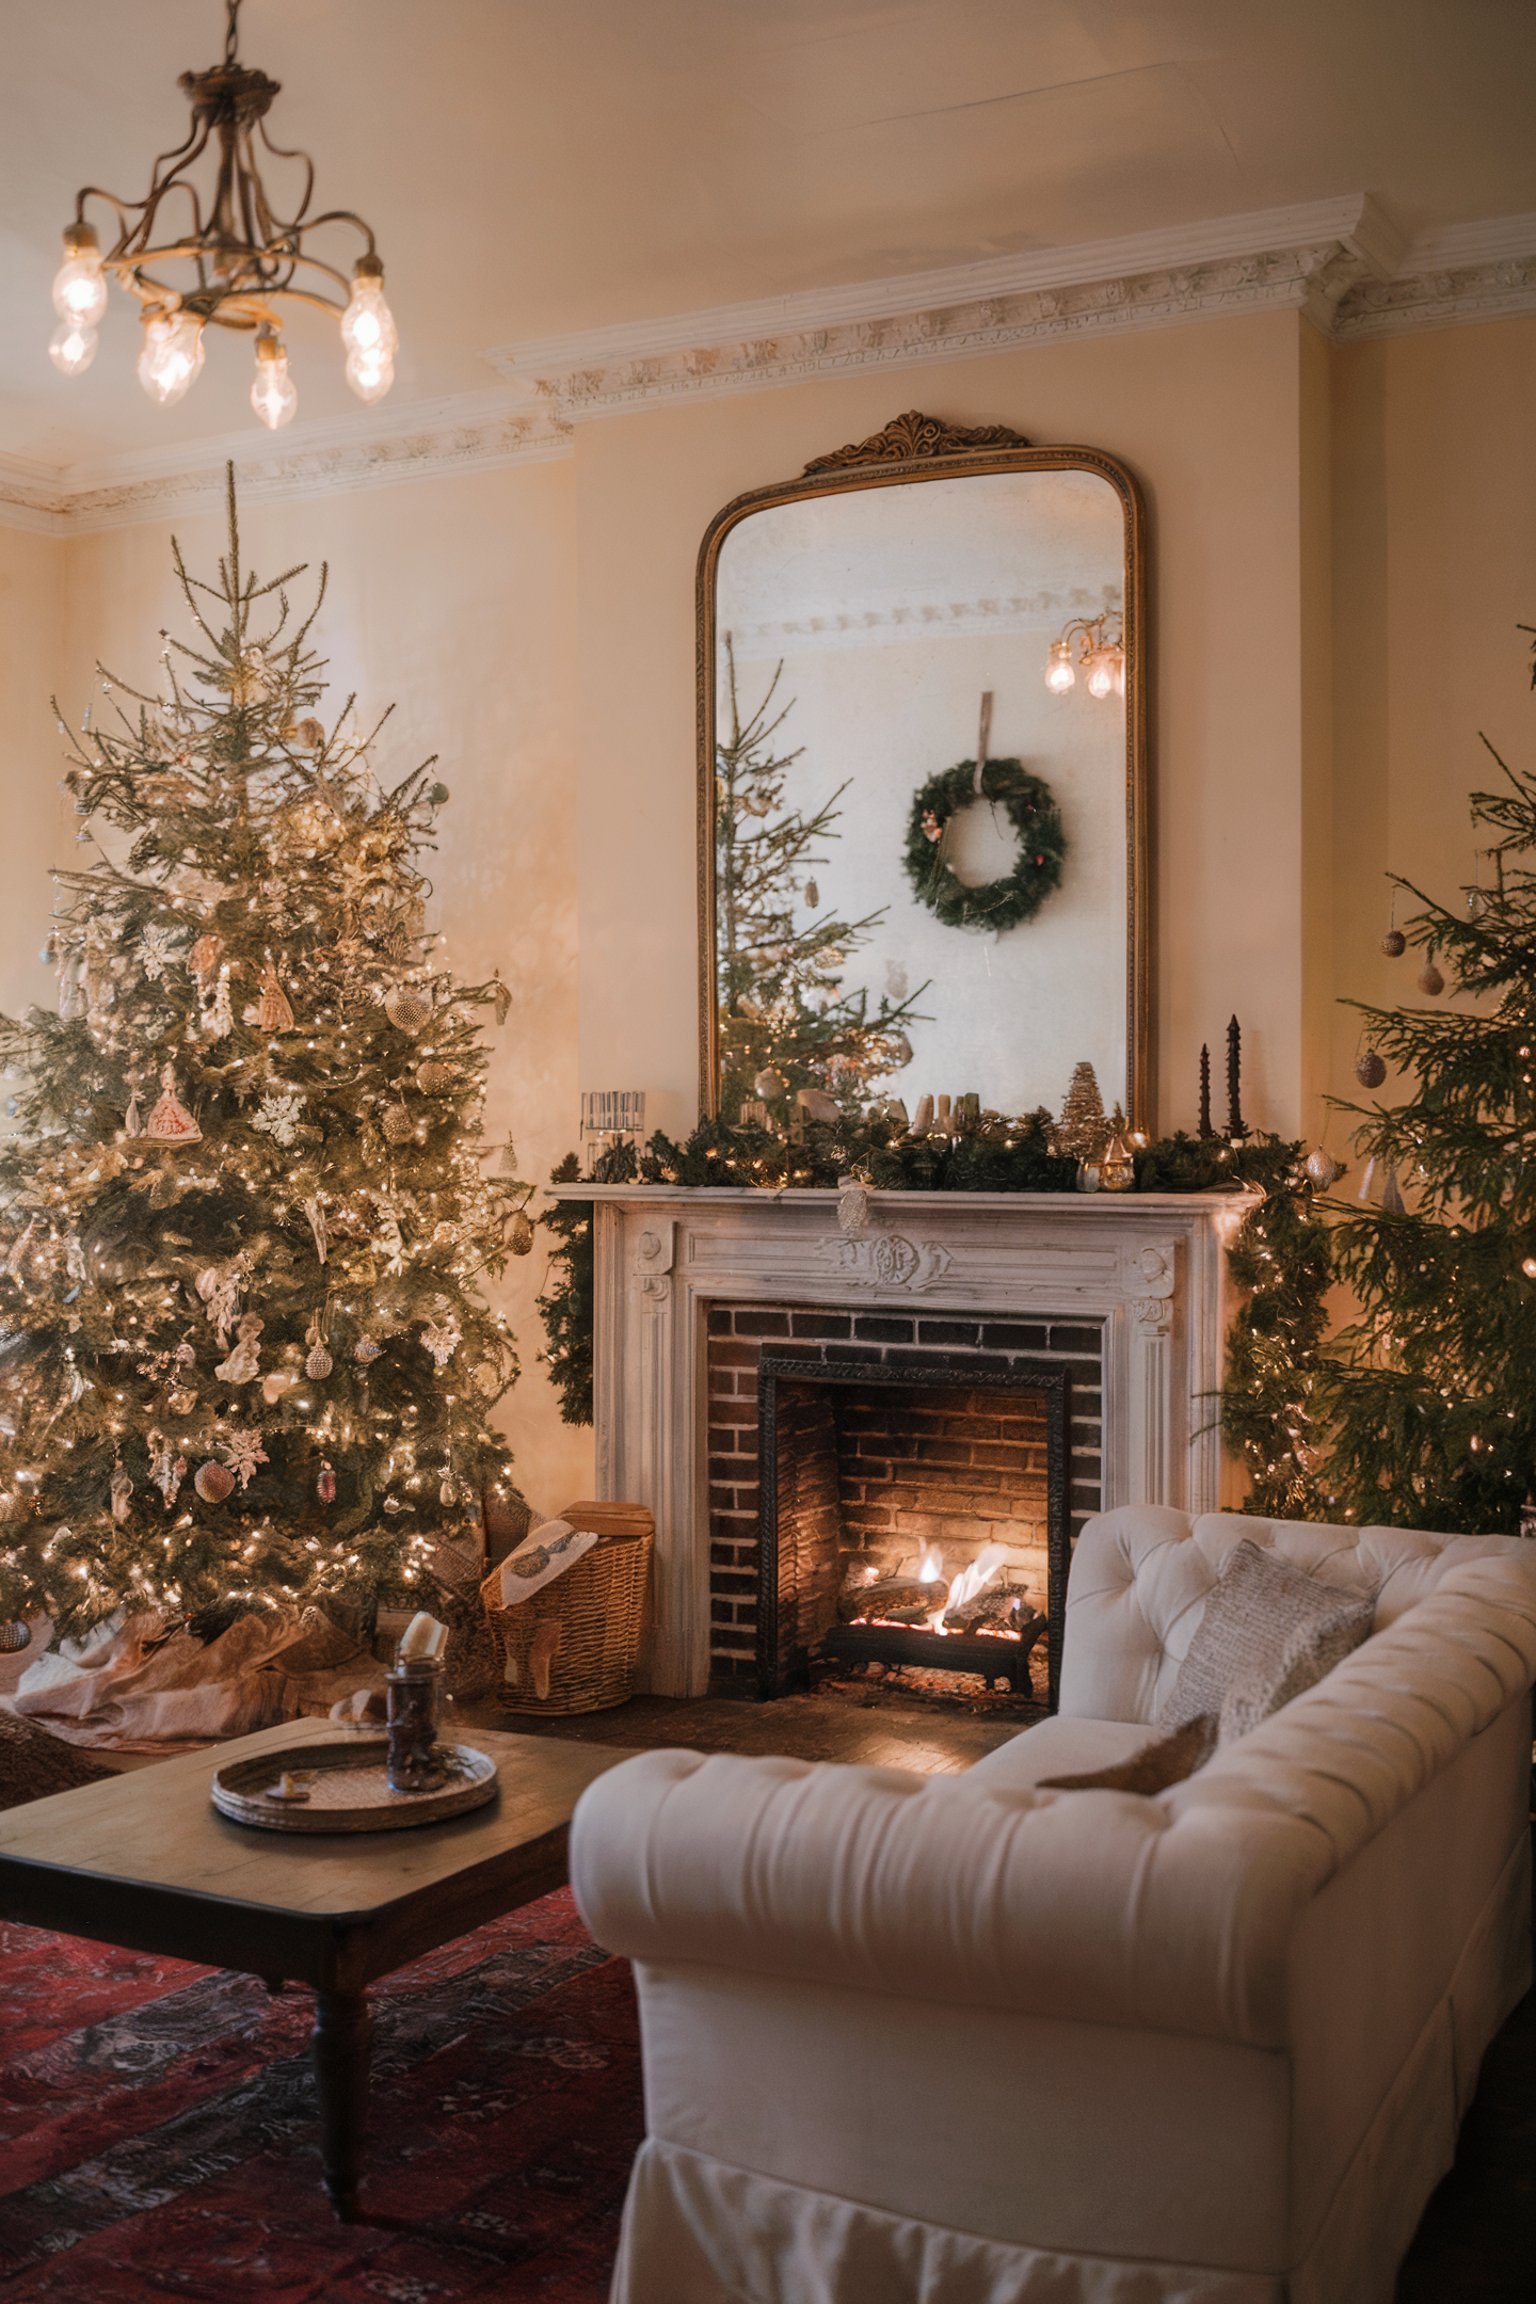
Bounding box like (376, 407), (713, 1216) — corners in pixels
(0, 473), (531, 1638)
(1323, 634), (1536, 1532)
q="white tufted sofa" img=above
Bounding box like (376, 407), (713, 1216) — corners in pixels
(571, 1508), (1536, 2304)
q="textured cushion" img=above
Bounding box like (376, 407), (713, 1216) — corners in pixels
(1158, 1539), (1376, 1736)
(1038, 1713), (1216, 1791)
(1058, 1507), (1524, 1724)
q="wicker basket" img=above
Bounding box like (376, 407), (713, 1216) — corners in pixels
(480, 1500), (653, 1715)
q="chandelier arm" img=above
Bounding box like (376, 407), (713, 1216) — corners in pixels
(286, 208), (381, 259)
(253, 119), (318, 229)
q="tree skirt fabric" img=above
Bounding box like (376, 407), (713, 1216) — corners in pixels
(9, 1606), (386, 1751)
(0, 1887), (640, 2301)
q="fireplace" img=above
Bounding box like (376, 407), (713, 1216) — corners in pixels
(759, 1354), (1072, 1705)
(706, 1303), (1101, 1705)
(562, 1181), (1245, 1697)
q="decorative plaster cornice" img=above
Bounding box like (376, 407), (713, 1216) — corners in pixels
(0, 392), (568, 538)
(4, 197), (1534, 536)
(734, 581), (1122, 654)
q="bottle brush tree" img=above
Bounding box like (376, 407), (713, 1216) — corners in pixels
(0, 471), (531, 1636)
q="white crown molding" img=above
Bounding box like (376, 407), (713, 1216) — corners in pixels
(4, 196), (1535, 535)
(0, 390), (568, 538)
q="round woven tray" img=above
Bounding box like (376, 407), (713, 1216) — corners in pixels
(210, 1739), (499, 1834)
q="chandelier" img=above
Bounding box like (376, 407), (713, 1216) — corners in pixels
(48, 0), (396, 430)
(1044, 611), (1125, 701)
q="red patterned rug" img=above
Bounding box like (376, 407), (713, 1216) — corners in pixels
(0, 1888), (639, 2301)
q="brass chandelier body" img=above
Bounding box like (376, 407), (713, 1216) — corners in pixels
(49, 0), (396, 428)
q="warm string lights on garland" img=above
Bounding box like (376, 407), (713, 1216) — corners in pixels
(0, 468), (530, 1636)
(48, 0), (397, 428)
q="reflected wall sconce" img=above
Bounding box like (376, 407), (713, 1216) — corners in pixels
(1044, 612), (1125, 701)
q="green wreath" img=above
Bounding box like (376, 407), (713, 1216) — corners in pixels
(903, 758), (1067, 934)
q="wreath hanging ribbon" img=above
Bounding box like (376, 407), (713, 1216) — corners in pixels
(903, 757), (1067, 934)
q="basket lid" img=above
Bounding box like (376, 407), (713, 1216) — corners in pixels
(560, 1498), (654, 1539)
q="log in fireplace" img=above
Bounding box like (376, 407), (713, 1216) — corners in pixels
(757, 1351), (1073, 1707)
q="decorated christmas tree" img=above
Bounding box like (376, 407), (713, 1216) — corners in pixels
(1322, 639), (1536, 1532)
(0, 473), (531, 1636)
(714, 638), (923, 1121)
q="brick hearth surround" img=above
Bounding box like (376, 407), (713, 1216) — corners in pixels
(706, 1304), (1102, 1689)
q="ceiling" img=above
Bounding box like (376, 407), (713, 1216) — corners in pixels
(3, 0), (1534, 464)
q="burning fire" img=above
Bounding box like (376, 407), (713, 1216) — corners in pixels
(927, 1541), (1008, 1633)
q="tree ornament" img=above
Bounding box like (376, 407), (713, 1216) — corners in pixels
(194, 1458), (235, 1504)
(507, 1208), (535, 1256)
(256, 954), (296, 1032)
(293, 716), (326, 751)
(150, 1439), (187, 1509)
(490, 973), (511, 1026)
(1305, 1147), (1346, 1189)
(166, 1384), (197, 1416)
(0, 1620), (31, 1655)
(414, 1058), (451, 1095)
(221, 1428), (269, 1490)
(302, 1195), (329, 1265)
(421, 1310), (462, 1369)
(201, 963), (234, 1040)
(261, 1369), (301, 1406)
(1381, 929), (1406, 956)
(754, 1066), (787, 1101)
(109, 1460), (134, 1525)
(796, 1086), (840, 1124)
(1417, 960), (1445, 997)
(123, 1087), (144, 1138)
(1355, 1048), (1387, 1089)
(145, 1064), (201, 1145)
(305, 1341), (334, 1380)
(187, 931), (221, 988)
(215, 1313), (264, 1385)
(381, 1100), (415, 1145)
(196, 1258), (244, 1346)
(252, 1088), (305, 1146)
(804, 878), (820, 908)
(904, 758), (1067, 934)
(1380, 1162), (1407, 1216)
(316, 1460), (337, 1504)
(138, 924), (180, 981)
(1100, 1130), (1137, 1192)
(384, 985), (432, 1034)
(354, 1337), (384, 1364)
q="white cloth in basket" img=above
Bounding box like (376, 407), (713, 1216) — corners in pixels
(496, 1518), (597, 1606)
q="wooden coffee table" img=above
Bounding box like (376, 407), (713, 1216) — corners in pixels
(0, 1717), (629, 2217)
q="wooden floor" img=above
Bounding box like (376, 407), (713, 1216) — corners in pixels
(459, 1682), (1032, 1772)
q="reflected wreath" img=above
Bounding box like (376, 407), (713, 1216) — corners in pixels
(902, 757), (1067, 934)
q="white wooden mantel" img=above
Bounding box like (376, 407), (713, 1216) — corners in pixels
(554, 1184), (1254, 1696)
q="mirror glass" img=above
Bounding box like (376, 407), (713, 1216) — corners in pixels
(706, 459), (1142, 1132)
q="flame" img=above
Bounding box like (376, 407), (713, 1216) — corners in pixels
(945, 1543), (1008, 1616)
(917, 1546), (944, 1584)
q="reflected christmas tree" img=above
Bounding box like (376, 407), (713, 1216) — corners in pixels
(0, 471), (531, 1634)
(714, 637), (924, 1123)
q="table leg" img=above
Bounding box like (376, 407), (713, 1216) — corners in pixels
(312, 1987), (372, 2218)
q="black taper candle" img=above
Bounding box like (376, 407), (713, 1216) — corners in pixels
(1198, 1044), (1213, 1138)
(1226, 1015), (1248, 1140)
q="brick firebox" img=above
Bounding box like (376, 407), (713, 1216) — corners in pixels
(706, 1303), (1103, 1698)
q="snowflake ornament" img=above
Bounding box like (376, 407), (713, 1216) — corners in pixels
(221, 1428), (269, 1490)
(138, 924), (181, 982)
(252, 1090), (305, 1147)
(420, 1311), (462, 1370)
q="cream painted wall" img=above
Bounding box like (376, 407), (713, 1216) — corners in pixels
(0, 526), (68, 1031)
(574, 308), (1314, 1142)
(53, 461), (592, 1516)
(1329, 316), (1536, 1137)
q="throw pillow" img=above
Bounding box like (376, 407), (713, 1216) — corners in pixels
(1038, 1713), (1217, 1793)
(1160, 1539), (1375, 1738)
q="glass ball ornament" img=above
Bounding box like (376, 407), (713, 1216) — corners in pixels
(1417, 960), (1445, 997)
(0, 1619), (32, 1655)
(1380, 929), (1406, 956)
(1355, 1049), (1387, 1089)
(384, 986), (432, 1035)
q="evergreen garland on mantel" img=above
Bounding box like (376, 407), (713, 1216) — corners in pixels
(536, 1119), (1331, 1520)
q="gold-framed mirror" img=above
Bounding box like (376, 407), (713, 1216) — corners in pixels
(697, 412), (1150, 1136)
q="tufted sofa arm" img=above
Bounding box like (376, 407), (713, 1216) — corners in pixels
(572, 1558), (1536, 2051)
